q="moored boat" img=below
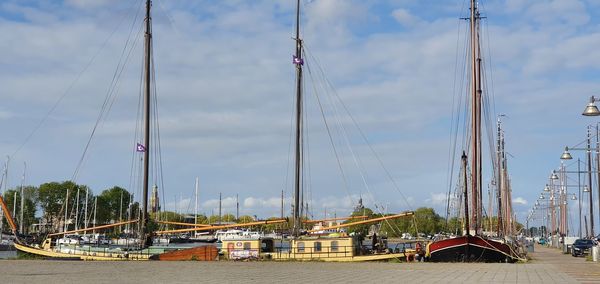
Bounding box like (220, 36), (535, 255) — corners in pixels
(426, 0), (523, 263)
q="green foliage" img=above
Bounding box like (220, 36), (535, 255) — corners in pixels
(96, 186), (132, 224)
(208, 215), (220, 224)
(445, 217), (462, 234)
(38, 181), (85, 229)
(195, 214), (208, 224)
(2, 187), (37, 233)
(152, 211), (183, 222)
(413, 207), (443, 235)
(345, 207), (376, 235)
(379, 207), (443, 237)
(238, 215), (254, 223)
(222, 214), (236, 223)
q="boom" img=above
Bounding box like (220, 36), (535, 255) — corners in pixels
(306, 212), (414, 233)
(156, 219), (287, 234)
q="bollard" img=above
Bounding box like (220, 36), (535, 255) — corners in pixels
(592, 246), (600, 262)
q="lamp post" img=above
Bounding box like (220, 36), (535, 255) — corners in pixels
(561, 129), (596, 237)
(582, 97), (600, 237)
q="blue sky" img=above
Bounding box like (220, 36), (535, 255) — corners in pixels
(1, 0), (600, 231)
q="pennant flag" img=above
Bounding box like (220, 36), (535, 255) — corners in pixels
(136, 143), (146, 152)
(292, 55), (304, 65)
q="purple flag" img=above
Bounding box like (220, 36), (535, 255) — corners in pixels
(136, 143), (146, 152)
(292, 55), (304, 65)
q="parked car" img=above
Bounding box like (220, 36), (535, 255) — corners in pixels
(571, 239), (595, 257)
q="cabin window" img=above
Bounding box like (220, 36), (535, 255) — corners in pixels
(297, 242), (305, 253)
(261, 239), (274, 253)
(331, 241), (339, 252)
(314, 242), (322, 252)
(243, 242), (251, 250)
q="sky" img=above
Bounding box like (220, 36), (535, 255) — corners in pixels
(1, 0), (600, 231)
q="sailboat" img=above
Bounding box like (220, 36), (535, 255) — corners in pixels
(426, 0), (522, 263)
(216, 0), (415, 262)
(6, 0), (218, 261)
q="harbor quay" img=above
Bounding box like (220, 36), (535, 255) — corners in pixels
(1, 245), (599, 284)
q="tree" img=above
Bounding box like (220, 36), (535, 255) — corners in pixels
(445, 217), (462, 234)
(2, 187), (38, 234)
(345, 207), (376, 235)
(96, 186), (132, 224)
(221, 214), (236, 223)
(412, 207), (443, 235)
(238, 215), (255, 223)
(152, 211), (183, 222)
(38, 181), (88, 231)
(194, 214), (208, 224)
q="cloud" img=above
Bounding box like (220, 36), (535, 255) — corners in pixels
(513, 197), (528, 206)
(426, 192), (448, 206)
(391, 8), (422, 27)
(1, 1), (599, 222)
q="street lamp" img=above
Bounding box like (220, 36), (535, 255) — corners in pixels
(561, 147), (573, 160)
(582, 96), (600, 116)
(559, 126), (597, 238)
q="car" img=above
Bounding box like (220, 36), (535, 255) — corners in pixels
(538, 238), (547, 245)
(571, 239), (595, 257)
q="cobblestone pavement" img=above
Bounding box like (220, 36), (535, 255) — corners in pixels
(529, 245), (600, 284)
(1, 245), (598, 284)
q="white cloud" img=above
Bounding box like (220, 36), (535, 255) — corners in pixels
(391, 8), (422, 27)
(426, 192), (448, 206)
(65, 0), (115, 9)
(1, 1), (599, 223)
(513, 197), (528, 206)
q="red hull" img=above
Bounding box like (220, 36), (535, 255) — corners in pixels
(154, 245), (218, 261)
(428, 235), (517, 263)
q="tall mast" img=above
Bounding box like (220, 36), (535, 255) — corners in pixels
(140, 0), (152, 246)
(469, 0), (483, 235)
(292, 0), (304, 238)
(462, 152), (469, 235)
(64, 188), (69, 233)
(19, 162), (26, 233)
(496, 117), (503, 236)
(75, 187), (80, 231)
(194, 177), (199, 226)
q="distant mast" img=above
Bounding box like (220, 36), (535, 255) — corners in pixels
(469, 0), (483, 235)
(292, 0), (304, 238)
(195, 177), (199, 226)
(140, 0), (152, 246)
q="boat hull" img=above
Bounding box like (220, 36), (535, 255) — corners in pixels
(15, 243), (152, 261)
(428, 235), (517, 263)
(153, 245), (218, 261)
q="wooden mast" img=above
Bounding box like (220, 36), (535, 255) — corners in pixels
(140, 0), (152, 247)
(469, 0), (483, 235)
(462, 152), (469, 235)
(292, 0), (304, 238)
(496, 117), (503, 236)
